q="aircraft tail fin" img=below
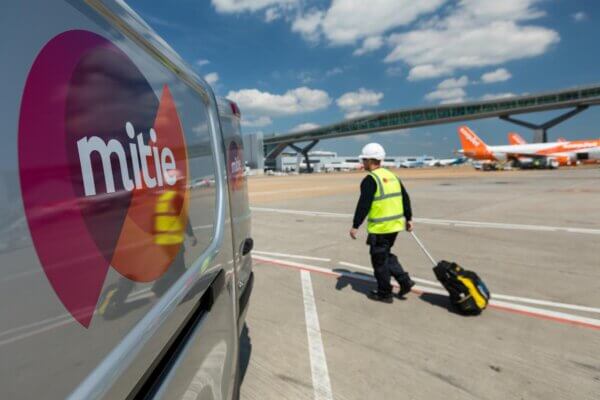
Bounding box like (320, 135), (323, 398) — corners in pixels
(458, 126), (489, 155)
(508, 132), (527, 145)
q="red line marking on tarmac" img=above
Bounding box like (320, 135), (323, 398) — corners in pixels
(253, 255), (600, 331)
(488, 303), (600, 331)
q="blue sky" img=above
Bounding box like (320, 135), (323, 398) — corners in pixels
(128, 0), (600, 157)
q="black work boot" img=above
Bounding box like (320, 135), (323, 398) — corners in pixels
(368, 290), (393, 303)
(398, 279), (415, 298)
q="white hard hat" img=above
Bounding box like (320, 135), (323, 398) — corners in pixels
(359, 142), (386, 161)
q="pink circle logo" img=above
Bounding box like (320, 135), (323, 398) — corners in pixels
(19, 30), (190, 327)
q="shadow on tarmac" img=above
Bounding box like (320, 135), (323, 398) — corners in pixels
(419, 292), (468, 316)
(333, 269), (376, 296)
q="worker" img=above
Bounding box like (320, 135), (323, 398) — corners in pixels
(98, 169), (196, 319)
(349, 143), (415, 303)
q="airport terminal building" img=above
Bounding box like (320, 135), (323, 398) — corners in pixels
(274, 151), (433, 172)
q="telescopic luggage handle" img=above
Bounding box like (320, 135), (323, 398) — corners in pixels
(410, 231), (438, 267)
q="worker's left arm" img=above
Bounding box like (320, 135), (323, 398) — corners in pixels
(399, 179), (413, 231)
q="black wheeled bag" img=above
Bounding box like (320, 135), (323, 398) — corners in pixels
(433, 260), (490, 315)
(410, 232), (491, 315)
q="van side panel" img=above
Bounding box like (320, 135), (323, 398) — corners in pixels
(218, 100), (253, 314)
(0, 1), (237, 399)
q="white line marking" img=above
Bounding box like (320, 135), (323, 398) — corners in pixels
(0, 287), (153, 346)
(254, 255), (334, 275)
(300, 270), (334, 400)
(338, 261), (600, 314)
(251, 207), (600, 235)
(254, 255), (600, 329)
(253, 250), (331, 262)
(251, 207), (352, 218)
(0, 317), (77, 347)
(487, 293), (600, 314)
(254, 256), (600, 315)
(490, 299), (600, 328)
(0, 313), (72, 340)
(338, 261), (442, 288)
(252, 186), (332, 196)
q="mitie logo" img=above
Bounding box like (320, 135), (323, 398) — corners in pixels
(19, 30), (189, 327)
(228, 141), (244, 191)
(77, 121), (178, 196)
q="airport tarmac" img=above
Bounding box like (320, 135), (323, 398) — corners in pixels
(240, 166), (600, 400)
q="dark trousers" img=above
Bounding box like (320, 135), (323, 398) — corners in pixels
(367, 232), (411, 296)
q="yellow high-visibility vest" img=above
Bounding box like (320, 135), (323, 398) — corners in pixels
(367, 167), (405, 234)
(154, 190), (185, 245)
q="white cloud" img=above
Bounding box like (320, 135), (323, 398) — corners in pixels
(380, 128), (411, 136)
(480, 68), (512, 83)
(481, 92), (516, 100)
(297, 71), (315, 84)
(353, 36), (384, 56)
(226, 87), (331, 116)
(572, 12), (587, 22)
(195, 59), (210, 67)
(337, 88), (384, 112)
(386, 66), (403, 77)
(213, 0), (446, 54)
(265, 7), (281, 22)
(345, 110), (374, 119)
(353, 134), (370, 142)
(241, 116), (273, 127)
(290, 122), (320, 132)
(211, 0), (557, 83)
(437, 75), (469, 89)
(407, 64), (452, 81)
(318, 0), (446, 45)
(440, 97), (466, 104)
(460, 0), (546, 21)
(387, 0), (559, 80)
(425, 87), (466, 102)
(325, 67), (344, 77)
(204, 72), (219, 85)
(425, 75), (469, 103)
(291, 10), (325, 42)
(211, 0), (298, 13)
(337, 88), (383, 119)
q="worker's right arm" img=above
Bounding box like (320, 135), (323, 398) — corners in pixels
(352, 175), (376, 229)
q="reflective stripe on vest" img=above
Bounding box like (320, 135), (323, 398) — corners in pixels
(154, 190), (185, 245)
(367, 168), (405, 234)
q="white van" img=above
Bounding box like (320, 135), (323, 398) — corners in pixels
(0, 1), (252, 399)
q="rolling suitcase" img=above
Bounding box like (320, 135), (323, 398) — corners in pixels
(410, 231), (490, 315)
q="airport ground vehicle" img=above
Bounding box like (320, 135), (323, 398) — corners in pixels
(0, 1), (252, 399)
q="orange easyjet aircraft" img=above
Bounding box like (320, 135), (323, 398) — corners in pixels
(508, 132), (567, 145)
(458, 126), (600, 166)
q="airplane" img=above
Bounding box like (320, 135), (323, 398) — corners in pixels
(458, 125), (600, 168)
(508, 132), (567, 145)
(508, 132), (527, 145)
(425, 157), (467, 167)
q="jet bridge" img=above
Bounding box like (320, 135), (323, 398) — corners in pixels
(263, 84), (600, 171)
